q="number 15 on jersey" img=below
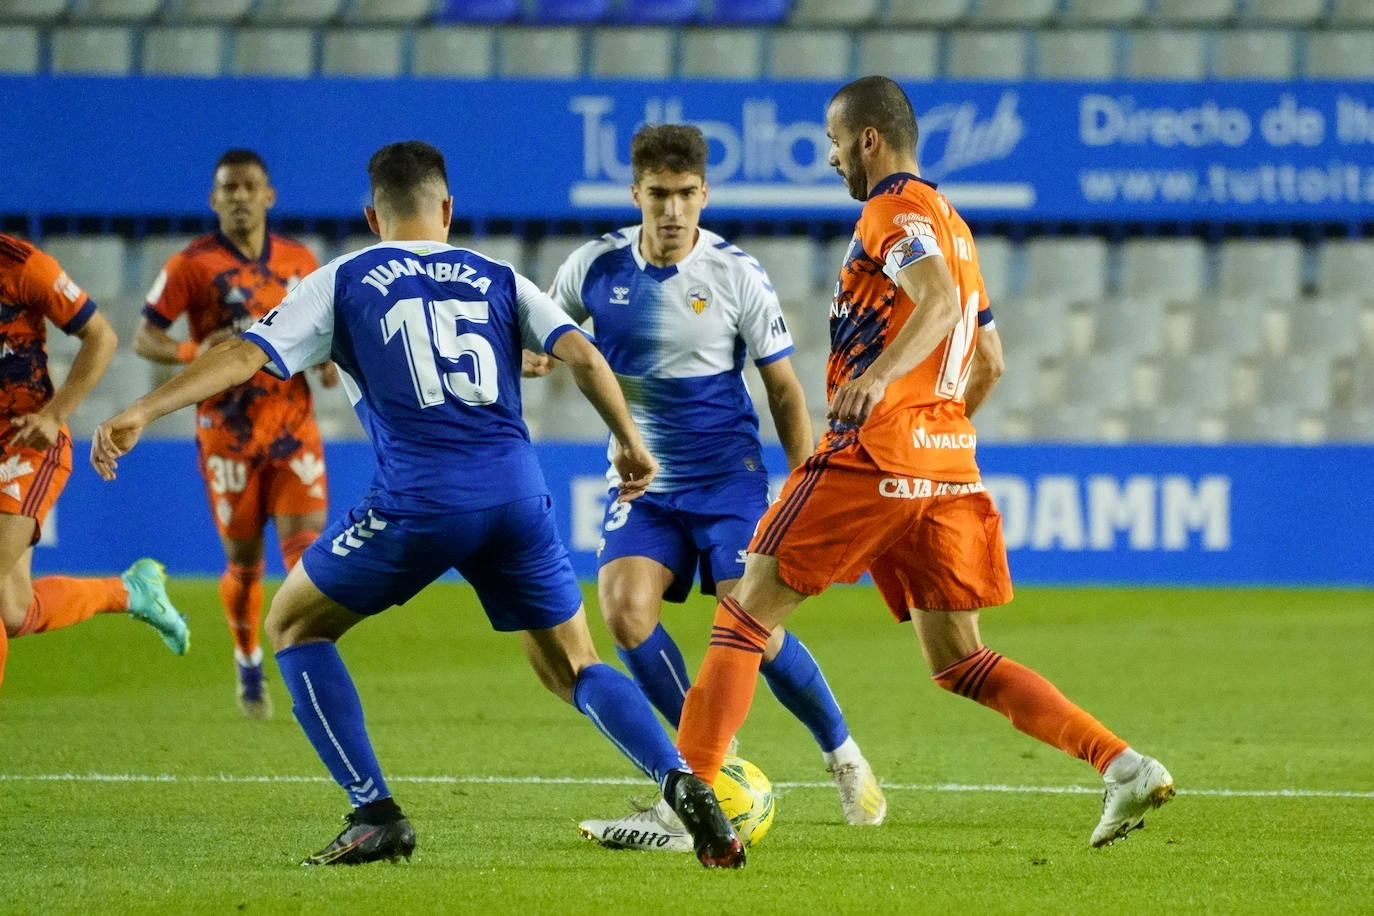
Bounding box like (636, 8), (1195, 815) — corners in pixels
(382, 297), (501, 408)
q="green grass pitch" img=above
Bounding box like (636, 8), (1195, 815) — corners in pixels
(2, 581), (1371, 914)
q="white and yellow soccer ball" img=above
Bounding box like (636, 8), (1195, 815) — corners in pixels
(712, 756), (776, 847)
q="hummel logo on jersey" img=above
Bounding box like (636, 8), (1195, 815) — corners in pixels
(289, 452), (326, 486)
(610, 286), (630, 305)
(0, 455), (35, 484)
(912, 428), (977, 449)
(331, 510), (389, 556)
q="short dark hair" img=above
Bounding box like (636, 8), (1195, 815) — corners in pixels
(630, 124), (708, 183)
(829, 76), (918, 153)
(215, 149), (269, 176)
(367, 141), (449, 217)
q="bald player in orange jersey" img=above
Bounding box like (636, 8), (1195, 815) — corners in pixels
(673, 77), (1174, 865)
(135, 149), (336, 720)
(0, 234), (188, 696)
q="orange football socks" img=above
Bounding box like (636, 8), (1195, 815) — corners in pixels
(15, 577), (128, 636)
(279, 531), (318, 572)
(677, 596), (771, 784)
(220, 561), (265, 659)
(933, 646), (1128, 774)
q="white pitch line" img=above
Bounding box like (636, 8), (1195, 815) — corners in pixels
(0, 772), (1371, 799)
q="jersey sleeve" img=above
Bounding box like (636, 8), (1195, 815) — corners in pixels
(515, 272), (582, 354)
(859, 195), (945, 283)
(545, 244), (593, 325)
(19, 248), (95, 334)
(142, 251), (196, 330)
(735, 261), (795, 367)
(241, 262), (336, 379)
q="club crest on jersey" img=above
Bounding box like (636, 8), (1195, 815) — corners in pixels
(610, 286), (630, 306)
(687, 286), (710, 314)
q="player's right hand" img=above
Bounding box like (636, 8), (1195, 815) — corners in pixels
(611, 443), (657, 503)
(90, 408), (147, 482)
(521, 349), (555, 378)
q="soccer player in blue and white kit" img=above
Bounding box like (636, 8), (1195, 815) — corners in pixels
(91, 141), (744, 869)
(536, 126), (886, 849)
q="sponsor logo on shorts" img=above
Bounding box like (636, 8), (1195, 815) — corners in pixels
(879, 477), (987, 499)
(290, 452), (326, 486)
(912, 427), (977, 449)
(2, 482), (19, 501)
(216, 497), (233, 526)
(736, 549), (747, 564)
(0, 455), (35, 484)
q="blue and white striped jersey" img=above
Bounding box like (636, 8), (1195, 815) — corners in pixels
(243, 239), (579, 515)
(548, 225), (795, 492)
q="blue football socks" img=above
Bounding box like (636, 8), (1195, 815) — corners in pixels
(573, 663), (689, 789)
(760, 630), (851, 753)
(277, 642), (392, 808)
(615, 623), (691, 727)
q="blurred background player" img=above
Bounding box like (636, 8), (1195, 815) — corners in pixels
(135, 150), (337, 720)
(92, 141), (742, 869)
(0, 233), (187, 696)
(534, 124), (885, 849)
(674, 78), (1174, 864)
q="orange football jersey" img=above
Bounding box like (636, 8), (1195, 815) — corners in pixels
(143, 232), (319, 452)
(823, 173), (992, 482)
(0, 234), (97, 429)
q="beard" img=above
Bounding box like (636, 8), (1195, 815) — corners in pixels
(842, 138), (868, 201)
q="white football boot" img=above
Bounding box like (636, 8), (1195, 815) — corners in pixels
(1091, 752), (1175, 847)
(828, 756), (887, 826)
(578, 798), (693, 852)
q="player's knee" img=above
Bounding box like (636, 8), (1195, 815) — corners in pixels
(601, 604), (657, 650)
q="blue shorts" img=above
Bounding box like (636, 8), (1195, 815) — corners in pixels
(597, 471), (769, 603)
(302, 494), (583, 631)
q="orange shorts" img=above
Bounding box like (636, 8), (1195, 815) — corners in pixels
(750, 443), (1013, 617)
(0, 427), (72, 545)
(196, 420), (327, 541)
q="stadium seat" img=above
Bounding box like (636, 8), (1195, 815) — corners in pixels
(1124, 404), (1202, 441)
(974, 235), (1013, 303)
(431, 0), (519, 22)
(1036, 30), (1118, 79)
(134, 235), (196, 297)
(1285, 299), (1360, 357)
(1326, 407), (1374, 441)
(1245, 0), (1326, 23)
(731, 236), (819, 300)
(321, 29), (404, 76)
(989, 298), (1069, 358)
(945, 30), (1028, 79)
(1259, 354), (1335, 411)
(1157, 353), (1232, 410)
(231, 28), (316, 75)
(450, 235), (527, 270)
(528, 0), (612, 23)
(0, 0), (69, 21)
(412, 26), (494, 77)
(1119, 238), (1207, 302)
(855, 31), (940, 80)
(1189, 298), (1265, 356)
(293, 233), (331, 265)
(1059, 0), (1148, 24)
(679, 27), (763, 78)
(0, 25), (40, 72)
(1125, 29), (1207, 78)
(883, 0), (968, 24)
(1093, 298), (1166, 355)
(766, 29), (852, 79)
(777, 297), (827, 350)
(1215, 30), (1295, 78)
(252, 0), (346, 23)
(142, 27), (224, 76)
(1306, 31), (1374, 78)
(1330, 0), (1374, 24)
(1316, 239), (1374, 297)
(704, 0), (786, 25)
(1027, 403), (1105, 442)
(985, 348), (1038, 410)
(532, 235), (590, 288)
(43, 236), (126, 303)
(498, 27), (583, 76)
(1024, 237), (1108, 303)
(532, 373), (607, 440)
(969, 0), (1057, 25)
(162, 0), (253, 21)
(1150, 0), (1237, 23)
(1217, 239), (1304, 300)
(69, 0), (161, 20)
(590, 26), (673, 77)
(1058, 352), (1136, 410)
(344, 0), (439, 23)
(50, 25), (133, 74)
(789, 0), (880, 25)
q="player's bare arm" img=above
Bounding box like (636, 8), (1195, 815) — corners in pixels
(757, 357), (813, 470)
(91, 338), (270, 481)
(10, 311), (118, 451)
(963, 325), (1004, 419)
(550, 330), (657, 501)
(132, 318), (234, 364)
(828, 254), (962, 426)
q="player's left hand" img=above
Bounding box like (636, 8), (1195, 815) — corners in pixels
(827, 371), (889, 427)
(611, 442), (657, 502)
(313, 361), (341, 389)
(90, 408), (148, 482)
(522, 349), (555, 378)
(8, 410), (62, 451)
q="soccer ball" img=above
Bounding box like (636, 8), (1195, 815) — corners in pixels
(712, 756), (776, 847)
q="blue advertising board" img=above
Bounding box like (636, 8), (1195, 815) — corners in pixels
(3, 77), (1373, 222)
(34, 440), (1374, 586)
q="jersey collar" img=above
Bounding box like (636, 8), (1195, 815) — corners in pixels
(867, 172), (937, 199)
(215, 230), (272, 265)
(628, 224), (707, 281)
